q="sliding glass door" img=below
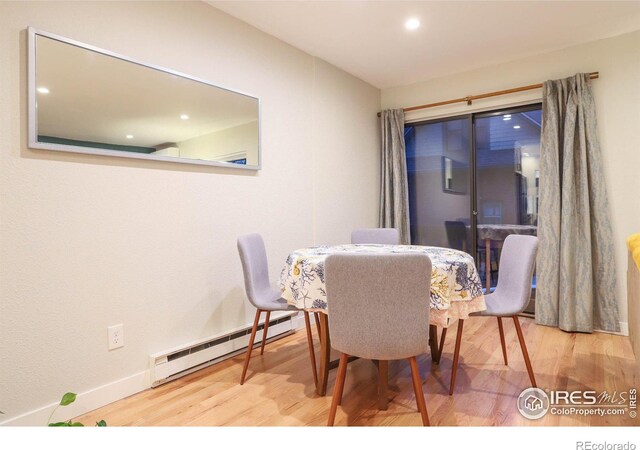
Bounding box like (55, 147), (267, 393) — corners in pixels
(405, 104), (541, 311)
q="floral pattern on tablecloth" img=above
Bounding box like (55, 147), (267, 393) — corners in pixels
(279, 244), (485, 326)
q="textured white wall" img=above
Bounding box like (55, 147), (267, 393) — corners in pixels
(0, 1), (380, 421)
(382, 30), (640, 326)
(311, 59), (381, 245)
(178, 121), (259, 164)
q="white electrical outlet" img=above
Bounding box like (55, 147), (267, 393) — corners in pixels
(108, 324), (124, 350)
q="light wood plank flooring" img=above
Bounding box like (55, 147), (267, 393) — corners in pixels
(75, 317), (639, 426)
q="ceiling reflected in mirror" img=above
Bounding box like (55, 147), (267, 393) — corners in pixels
(29, 28), (260, 169)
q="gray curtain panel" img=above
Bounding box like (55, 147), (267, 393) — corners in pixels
(379, 109), (410, 245)
(536, 73), (619, 332)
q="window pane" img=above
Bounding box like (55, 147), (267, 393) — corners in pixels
(475, 108), (541, 295)
(406, 118), (471, 251)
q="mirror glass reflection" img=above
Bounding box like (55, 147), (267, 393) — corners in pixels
(32, 32), (260, 168)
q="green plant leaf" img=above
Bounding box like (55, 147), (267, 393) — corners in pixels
(70, 422), (84, 427)
(96, 420), (107, 427)
(60, 393), (77, 406)
(49, 421), (71, 427)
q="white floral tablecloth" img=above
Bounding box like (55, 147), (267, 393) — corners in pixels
(279, 244), (486, 328)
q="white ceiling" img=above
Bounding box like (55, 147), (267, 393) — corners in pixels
(209, 1), (640, 88)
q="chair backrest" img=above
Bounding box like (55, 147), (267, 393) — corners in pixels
(237, 233), (272, 309)
(494, 234), (539, 313)
(444, 221), (468, 251)
(350, 228), (400, 245)
(325, 253), (432, 360)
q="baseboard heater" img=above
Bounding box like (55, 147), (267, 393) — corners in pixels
(149, 313), (296, 387)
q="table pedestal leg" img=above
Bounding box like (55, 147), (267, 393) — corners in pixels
(317, 313), (331, 396)
(485, 238), (491, 294)
(429, 325), (439, 363)
(429, 324), (448, 364)
(438, 327), (447, 361)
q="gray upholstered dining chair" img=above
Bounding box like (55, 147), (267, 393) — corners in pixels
(350, 228), (400, 245)
(324, 253), (432, 426)
(237, 233), (318, 387)
(449, 234), (538, 395)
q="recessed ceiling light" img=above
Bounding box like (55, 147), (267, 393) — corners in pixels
(513, 125), (521, 129)
(405, 18), (420, 31)
(503, 115), (511, 121)
(180, 114), (189, 120)
(126, 135), (134, 139)
(37, 87), (50, 94)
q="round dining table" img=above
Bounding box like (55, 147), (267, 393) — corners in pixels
(279, 244), (486, 397)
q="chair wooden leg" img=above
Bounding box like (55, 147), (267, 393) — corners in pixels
(336, 361), (356, 404)
(449, 319), (465, 395)
(513, 315), (537, 388)
(260, 311), (271, 355)
(409, 356), (430, 426)
(327, 353), (349, 426)
(497, 317), (508, 365)
(314, 312), (321, 338)
(303, 312), (318, 389)
(377, 360), (389, 410)
(240, 309), (262, 385)
(336, 356), (347, 406)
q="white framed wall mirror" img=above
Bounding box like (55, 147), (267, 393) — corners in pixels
(27, 27), (261, 170)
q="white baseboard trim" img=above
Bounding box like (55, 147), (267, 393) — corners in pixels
(595, 321), (629, 337)
(0, 370), (150, 427)
(290, 311), (321, 331)
(291, 312), (304, 330)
